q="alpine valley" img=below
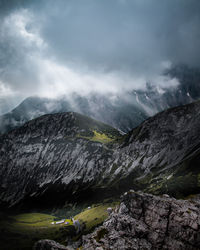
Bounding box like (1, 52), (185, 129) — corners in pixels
(1, 0), (200, 248)
(0, 97), (200, 249)
(1, 64), (200, 249)
(0, 99), (200, 210)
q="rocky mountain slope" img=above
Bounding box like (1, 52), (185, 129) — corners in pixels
(0, 112), (122, 208)
(0, 100), (200, 210)
(1, 64), (200, 134)
(82, 191), (200, 250)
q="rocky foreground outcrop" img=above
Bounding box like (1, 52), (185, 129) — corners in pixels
(82, 191), (200, 250)
(34, 191), (200, 250)
(34, 239), (69, 250)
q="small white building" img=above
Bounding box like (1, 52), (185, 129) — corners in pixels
(55, 219), (65, 224)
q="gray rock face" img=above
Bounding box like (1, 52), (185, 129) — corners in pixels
(82, 191), (200, 250)
(0, 101), (200, 208)
(33, 239), (68, 250)
(0, 112), (120, 207)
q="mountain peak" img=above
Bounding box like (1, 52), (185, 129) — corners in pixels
(6, 111), (122, 141)
(0, 101), (200, 209)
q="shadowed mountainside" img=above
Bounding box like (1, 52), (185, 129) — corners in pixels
(0, 100), (200, 210)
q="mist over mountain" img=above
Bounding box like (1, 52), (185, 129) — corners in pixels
(0, 0), (200, 113)
(0, 64), (199, 134)
(0, 1), (200, 249)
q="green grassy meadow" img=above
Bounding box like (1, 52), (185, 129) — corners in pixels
(0, 202), (118, 250)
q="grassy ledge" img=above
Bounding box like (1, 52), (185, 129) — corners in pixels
(77, 130), (117, 144)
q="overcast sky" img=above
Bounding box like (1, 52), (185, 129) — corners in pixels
(0, 0), (200, 113)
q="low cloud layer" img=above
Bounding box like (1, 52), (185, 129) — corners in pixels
(0, 0), (199, 113)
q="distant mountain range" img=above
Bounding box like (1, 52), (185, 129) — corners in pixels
(0, 100), (200, 210)
(0, 64), (200, 134)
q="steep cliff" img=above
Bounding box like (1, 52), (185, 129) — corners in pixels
(0, 101), (200, 209)
(0, 112), (121, 208)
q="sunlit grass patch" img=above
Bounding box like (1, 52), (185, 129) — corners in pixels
(77, 130), (116, 144)
(74, 202), (118, 232)
(10, 213), (73, 230)
(12, 213), (55, 224)
(0, 213), (74, 250)
(0, 202), (119, 250)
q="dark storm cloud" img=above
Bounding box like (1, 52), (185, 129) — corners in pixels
(39, 0), (200, 73)
(0, 0), (33, 16)
(0, 0), (200, 113)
